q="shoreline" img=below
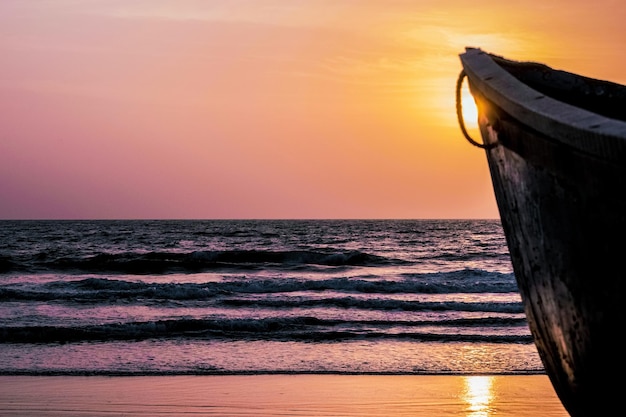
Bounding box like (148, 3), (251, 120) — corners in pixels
(0, 370), (547, 376)
(0, 374), (569, 416)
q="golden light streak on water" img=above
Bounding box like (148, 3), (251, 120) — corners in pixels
(463, 375), (495, 417)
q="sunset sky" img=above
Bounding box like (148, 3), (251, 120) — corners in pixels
(1, 0), (624, 219)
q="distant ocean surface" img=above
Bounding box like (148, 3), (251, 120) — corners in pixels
(0, 219), (544, 375)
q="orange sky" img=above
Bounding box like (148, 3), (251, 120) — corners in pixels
(1, 0), (624, 219)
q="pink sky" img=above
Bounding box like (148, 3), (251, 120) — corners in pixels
(1, 0), (624, 219)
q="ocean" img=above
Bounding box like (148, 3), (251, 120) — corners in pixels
(0, 219), (543, 375)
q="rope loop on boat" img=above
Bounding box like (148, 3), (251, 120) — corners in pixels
(456, 70), (496, 149)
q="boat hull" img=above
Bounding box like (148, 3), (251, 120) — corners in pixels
(475, 91), (626, 417)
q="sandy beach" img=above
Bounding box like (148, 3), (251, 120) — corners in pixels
(0, 374), (568, 416)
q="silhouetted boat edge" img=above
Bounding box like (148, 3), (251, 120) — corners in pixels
(458, 47), (626, 417)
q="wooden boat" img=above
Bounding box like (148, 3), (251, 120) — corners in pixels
(457, 47), (626, 417)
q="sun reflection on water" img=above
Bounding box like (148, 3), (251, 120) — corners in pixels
(463, 375), (494, 417)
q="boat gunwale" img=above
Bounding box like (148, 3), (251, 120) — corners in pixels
(459, 47), (626, 163)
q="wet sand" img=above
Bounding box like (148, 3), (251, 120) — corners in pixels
(0, 374), (569, 416)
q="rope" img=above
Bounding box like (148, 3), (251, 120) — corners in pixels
(456, 70), (496, 149)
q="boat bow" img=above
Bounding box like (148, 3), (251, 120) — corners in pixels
(459, 47), (626, 417)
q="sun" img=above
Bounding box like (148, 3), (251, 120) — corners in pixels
(460, 77), (479, 130)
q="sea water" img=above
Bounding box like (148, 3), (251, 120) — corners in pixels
(0, 219), (543, 375)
